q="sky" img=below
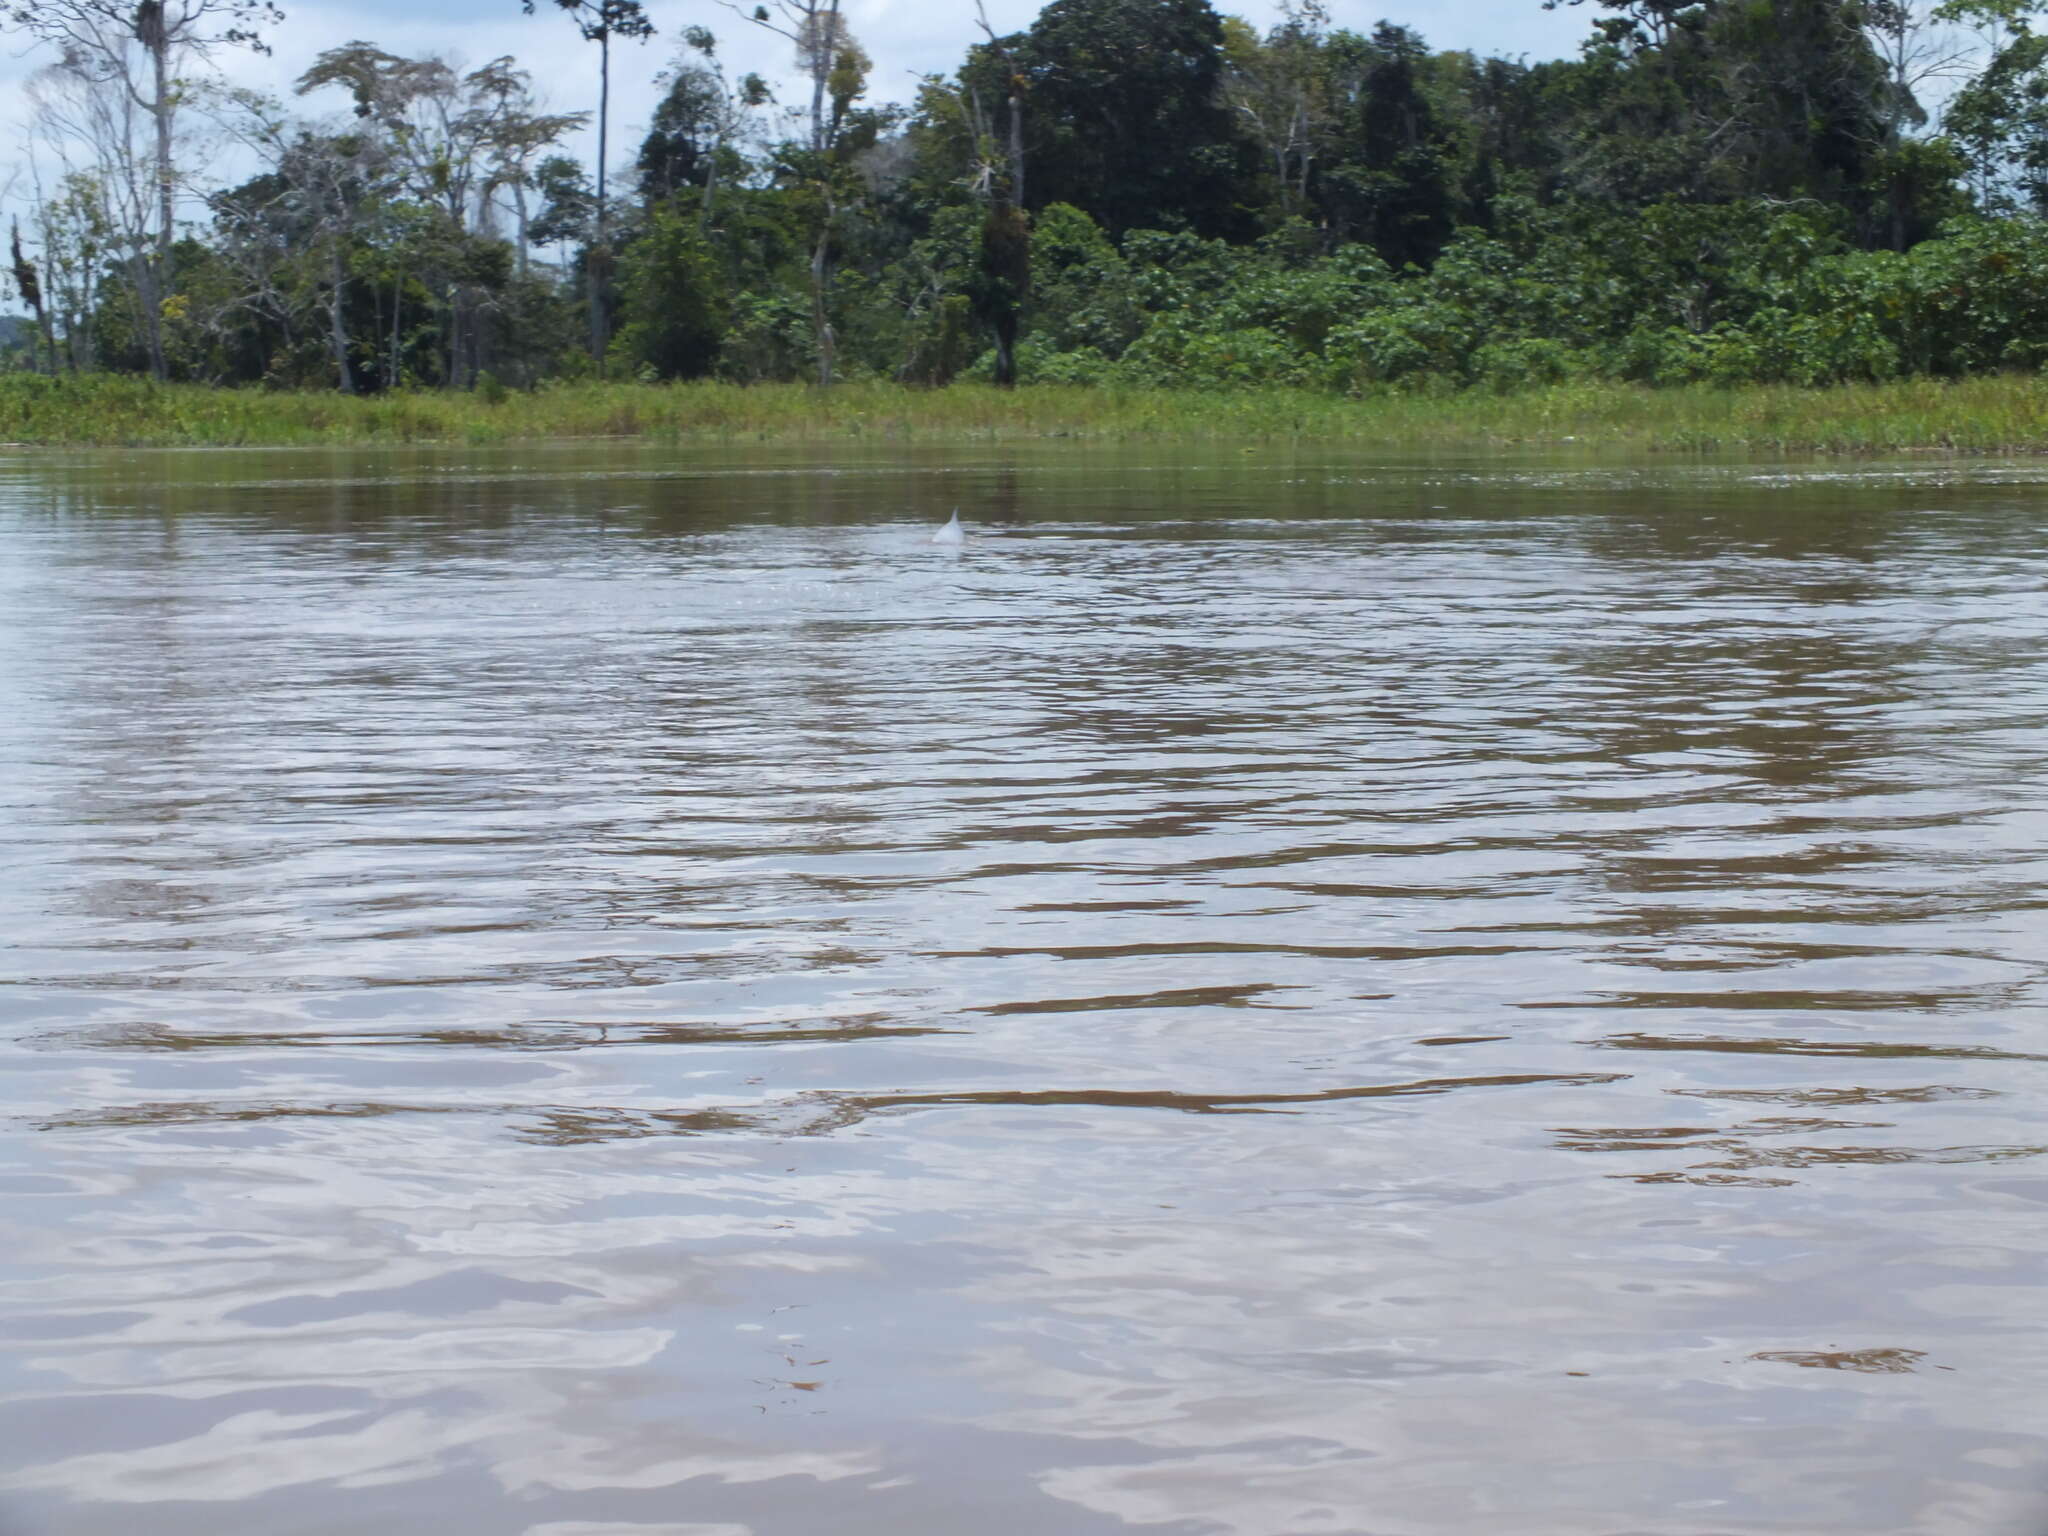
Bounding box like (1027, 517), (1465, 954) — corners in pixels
(0, 0), (1599, 258)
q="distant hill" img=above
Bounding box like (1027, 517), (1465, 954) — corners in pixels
(0, 315), (31, 353)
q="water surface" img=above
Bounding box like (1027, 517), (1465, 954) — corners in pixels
(5, 443), (2048, 1535)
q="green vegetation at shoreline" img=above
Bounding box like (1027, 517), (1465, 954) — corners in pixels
(18, 0), (2048, 422)
(8, 373), (2048, 455)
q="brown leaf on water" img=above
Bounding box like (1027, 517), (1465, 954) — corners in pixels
(1749, 1347), (1927, 1374)
(789, 1380), (823, 1391)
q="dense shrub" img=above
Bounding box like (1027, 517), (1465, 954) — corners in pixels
(930, 205), (2048, 398)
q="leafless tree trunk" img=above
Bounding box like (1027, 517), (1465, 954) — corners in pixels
(700, 154), (720, 229)
(589, 30), (610, 368)
(973, 0), (1025, 207)
(512, 179), (531, 276)
(138, 3), (174, 264)
(129, 245), (167, 378)
(326, 237), (354, 392)
(809, 195), (835, 386)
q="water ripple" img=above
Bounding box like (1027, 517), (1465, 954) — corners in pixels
(4, 445), (2048, 1535)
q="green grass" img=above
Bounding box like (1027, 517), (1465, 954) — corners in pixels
(7, 371), (2048, 452)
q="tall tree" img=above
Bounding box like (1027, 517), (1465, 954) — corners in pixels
(529, 153), (595, 267)
(1222, 0), (1339, 217)
(298, 46), (583, 270)
(25, 170), (113, 372)
(1936, 0), (2048, 205)
(997, 0), (1256, 237)
(521, 0), (655, 363)
(2, 0), (283, 378)
(1944, 25), (2048, 204)
(736, 0), (872, 384)
(291, 48), (578, 387)
(733, 0), (848, 155)
(959, 0), (1030, 384)
(638, 26), (770, 225)
(227, 89), (399, 391)
(472, 62), (591, 275)
(1706, 0), (1892, 209)
(26, 44), (181, 376)
(1319, 23), (1463, 268)
(1865, 0), (1974, 141)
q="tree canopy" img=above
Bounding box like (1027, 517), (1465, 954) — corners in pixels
(4, 0), (2046, 393)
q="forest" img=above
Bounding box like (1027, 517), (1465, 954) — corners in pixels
(8, 0), (2048, 398)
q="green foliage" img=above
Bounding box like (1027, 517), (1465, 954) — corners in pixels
(996, 0), (1258, 237)
(898, 294), (977, 385)
(1121, 320), (1315, 388)
(935, 203), (2048, 396)
(613, 207), (728, 379)
(970, 202), (1030, 384)
(717, 291), (815, 382)
(1025, 204), (1145, 354)
(23, 0), (2048, 408)
(1471, 337), (1582, 392)
(1320, 24), (1464, 269)
(1947, 31), (2048, 207)
(1887, 213), (2048, 371)
(530, 156), (595, 249)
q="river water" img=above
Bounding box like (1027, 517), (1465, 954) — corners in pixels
(4, 442), (2048, 1536)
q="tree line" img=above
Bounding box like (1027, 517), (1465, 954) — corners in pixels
(9, 0), (2048, 393)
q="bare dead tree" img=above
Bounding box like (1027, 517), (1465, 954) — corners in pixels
(3, 0), (282, 378)
(27, 50), (181, 376)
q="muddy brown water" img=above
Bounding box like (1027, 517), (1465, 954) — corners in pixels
(4, 442), (2048, 1536)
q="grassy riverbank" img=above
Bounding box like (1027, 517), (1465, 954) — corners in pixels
(8, 372), (2048, 453)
